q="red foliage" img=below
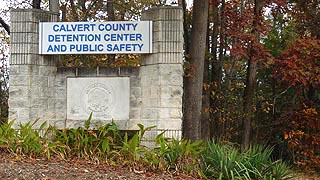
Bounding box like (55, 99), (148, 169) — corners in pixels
(274, 39), (320, 88)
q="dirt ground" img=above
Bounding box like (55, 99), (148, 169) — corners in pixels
(0, 153), (197, 180)
(0, 152), (319, 180)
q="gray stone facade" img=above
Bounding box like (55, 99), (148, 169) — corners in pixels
(9, 7), (183, 141)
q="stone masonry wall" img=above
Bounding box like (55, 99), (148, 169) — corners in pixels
(139, 7), (184, 140)
(9, 7), (183, 142)
(9, 9), (58, 128)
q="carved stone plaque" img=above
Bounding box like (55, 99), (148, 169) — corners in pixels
(67, 77), (129, 121)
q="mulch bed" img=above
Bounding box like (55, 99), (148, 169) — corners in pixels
(0, 152), (199, 180)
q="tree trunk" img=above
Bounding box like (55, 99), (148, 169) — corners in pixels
(242, 58), (257, 149)
(242, 0), (262, 150)
(49, 0), (59, 13)
(0, 17), (9, 35)
(183, 0), (209, 141)
(70, 0), (79, 21)
(107, 0), (116, 65)
(201, 25), (211, 139)
(33, 0), (41, 9)
(211, 0), (223, 138)
(182, 0), (190, 57)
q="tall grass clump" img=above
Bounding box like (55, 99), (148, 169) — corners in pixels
(200, 140), (293, 180)
(143, 132), (204, 173)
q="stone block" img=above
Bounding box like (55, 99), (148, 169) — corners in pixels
(9, 75), (29, 86)
(141, 108), (159, 119)
(39, 86), (54, 97)
(11, 9), (58, 23)
(29, 85), (40, 95)
(160, 86), (183, 98)
(31, 98), (48, 109)
(158, 108), (182, 120)
(152, 41), (183, 53)
(160, 73), (183, 86)
(141, 98), (160, 108)
(130, 76), (141, 88)
(160, 97), (182, 108)
(158, 64), (183, 75)
(54, 77), (66, 87)
(39, 66), (57, 76)
(142, 52), (183, 64)
(55, 110), (66, 122)
(142, 7), (183, 21)
(57, 67), (76, 76)
(78, 67), (97, 76)
(50, 119), (65, 129)
(157, 119), (182, 130)
(55, 99), (66, 110)
(11, 32), (38, 44)
(48, 76), (56, 87)
(152, 22), (183, 37)
(119, 67), (139, 76)
(141, 86), (151, 97)
(9, 53), (40, 65)
(9, 85), (29, 97)
(152, 31), (183, 43)
(8, 97), (30, 108)
(48, 98), (55, 110)
(18, 108), (30, 122)
(130, 97), (142, 107)
(55, 88), (66, 99)
(30, 76), (48, 87)
(8, 109), (18, 122)
(150, 86), (161, 97)
(129, 108), (140, 119)
(11, 41), (38, 54)
(98, 67), (119, 76)
(131, 87), (141, 99)
(8, 65), (19, 75)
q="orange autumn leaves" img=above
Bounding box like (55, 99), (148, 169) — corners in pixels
(284, 104), (320, 168)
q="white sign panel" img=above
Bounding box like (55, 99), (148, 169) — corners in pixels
(39, 21), (152, 54)
(67, 77), (130, 121)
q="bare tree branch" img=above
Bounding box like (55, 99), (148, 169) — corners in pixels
(0, 17), (10, 35)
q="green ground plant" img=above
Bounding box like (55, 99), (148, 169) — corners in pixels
(0, 117), (293, 179)
(200, 140), (293, 180)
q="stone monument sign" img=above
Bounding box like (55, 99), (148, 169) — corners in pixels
(9, 7), (184, 142)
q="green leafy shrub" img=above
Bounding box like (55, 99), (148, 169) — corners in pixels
(143, 132), (204, 173)
(201, 140), (293, 180)
(0, 118), (294, 179)
(0, 120), (17, 149)
(51, 114), (124, 161)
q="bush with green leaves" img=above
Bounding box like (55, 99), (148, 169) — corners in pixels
(0, 117), (294, 179)
(141, 132), (204, 173)
(200, 140), (293, 180)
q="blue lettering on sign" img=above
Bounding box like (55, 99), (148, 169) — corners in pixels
(52, 23), (96, 32)
(70, 44), (104, 52)
(48, 34), (101, 42)
(98, 23), (138, 31)
(106, 44), (143, 52)
(47, 44), (67, 52)
(103, 34), (143, 41)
